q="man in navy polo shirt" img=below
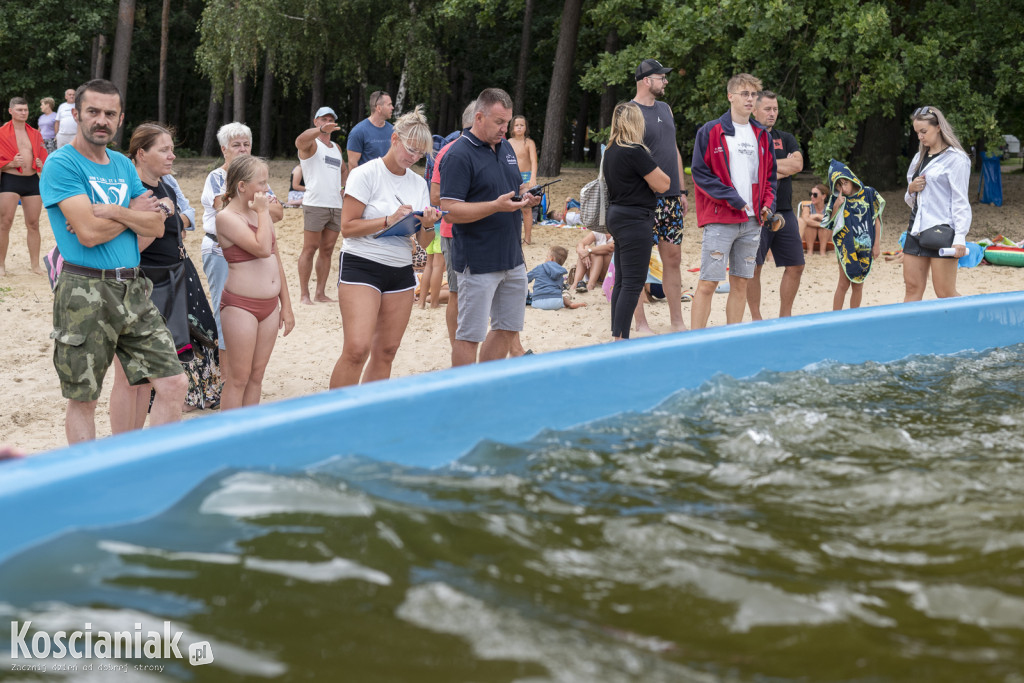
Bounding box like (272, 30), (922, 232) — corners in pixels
(439, 87), (541, 366)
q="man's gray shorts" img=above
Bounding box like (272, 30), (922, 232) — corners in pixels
(303, 205), (341, 233)
(456, 263), (527, 343)
(699, 219), (761, 281)
(202, 250), (229, 350)
(439, 236), (457, 293)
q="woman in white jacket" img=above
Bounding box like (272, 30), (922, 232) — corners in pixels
(903, 106), (972, 301)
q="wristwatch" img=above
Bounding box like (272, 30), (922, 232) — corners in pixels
(586, 246), (592, 254)
(682, 190), (689, 196)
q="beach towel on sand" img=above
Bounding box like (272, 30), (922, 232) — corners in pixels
(822, 159), (885, 283)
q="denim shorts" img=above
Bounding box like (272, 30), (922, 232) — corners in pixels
(699, 219), (761, 281)
(456, 264), (527, 342)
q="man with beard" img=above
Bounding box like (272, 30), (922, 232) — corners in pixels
(632, 59), (689, 332)
(39, 80), (186, 444)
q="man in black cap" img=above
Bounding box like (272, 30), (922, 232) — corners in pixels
(633, 59), (689, 332)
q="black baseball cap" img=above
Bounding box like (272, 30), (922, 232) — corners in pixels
(635, 59), (672, 81)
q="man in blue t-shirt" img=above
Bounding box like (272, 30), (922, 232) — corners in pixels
(439, 88), (541, 366)
(39, 79), (186, 444)
(346, 91), (394, 167)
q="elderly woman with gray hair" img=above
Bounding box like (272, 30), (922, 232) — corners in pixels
(200, 122), (284, 381)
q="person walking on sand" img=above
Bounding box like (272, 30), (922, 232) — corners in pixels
(295, 106), (345, 305)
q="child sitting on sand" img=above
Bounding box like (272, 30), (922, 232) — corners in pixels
(823, 159), (885, 310)
(528, 246), (587, 310)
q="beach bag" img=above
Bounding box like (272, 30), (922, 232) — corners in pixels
(917, 224), (955, 250)
(579, 154), (608, 233)
(143, 180), (193, 359)
(145, 261), (191, 358)
(43, 245), (64, 291)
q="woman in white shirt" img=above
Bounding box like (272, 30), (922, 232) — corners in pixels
(329, 106), (442, 388)
(903, 106), (972, 301)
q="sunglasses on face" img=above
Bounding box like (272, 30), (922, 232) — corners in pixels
(810, 191), (820, 197)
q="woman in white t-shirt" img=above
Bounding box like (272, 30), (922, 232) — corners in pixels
(329, 106), (442, 388)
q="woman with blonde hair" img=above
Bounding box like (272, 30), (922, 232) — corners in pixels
(216, 155), (294, 410)
(330, 105), (442, 387)
(603, 101), (670, 340)
(903, 105), (971, 301)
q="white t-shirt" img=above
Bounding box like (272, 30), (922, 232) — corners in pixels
(725, 121), (759, 217)
(56, 102), (77, 136)
(342, 158), (431, 267)
(200, 168), (227, 256)
(299, 138), (344, 208)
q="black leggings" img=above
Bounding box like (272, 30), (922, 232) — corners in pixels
(607, 204), (654, 339)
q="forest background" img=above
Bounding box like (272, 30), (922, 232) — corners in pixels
(1, 0), (1022, 189)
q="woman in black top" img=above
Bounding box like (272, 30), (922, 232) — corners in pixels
(603, 102), (670, 339)
(110, 123), (221, 433)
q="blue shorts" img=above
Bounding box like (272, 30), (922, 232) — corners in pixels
(755, 210), (805, 267)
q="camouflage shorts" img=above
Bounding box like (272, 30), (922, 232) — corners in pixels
(652, 195), (686, 245)
(51, 272), (184, 402)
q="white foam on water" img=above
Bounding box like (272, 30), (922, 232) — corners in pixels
(199, 471), (375, 518)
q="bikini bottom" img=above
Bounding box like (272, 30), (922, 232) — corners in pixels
(220, 290), (278, 322)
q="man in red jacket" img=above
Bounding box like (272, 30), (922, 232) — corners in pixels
(0, 97), (48, 275)
(690, 73), (777, 329)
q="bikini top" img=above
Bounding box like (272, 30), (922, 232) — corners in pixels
(222, 219), (276, 264)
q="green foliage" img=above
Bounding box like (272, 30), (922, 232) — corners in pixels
(581, 0), (1024, 182)
(0, 0), (114, 100)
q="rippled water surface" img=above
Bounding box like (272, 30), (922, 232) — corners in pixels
(3, 346), (1024, 681)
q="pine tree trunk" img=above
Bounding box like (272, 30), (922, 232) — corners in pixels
(538, 0), (583, 177)
(157, 0), (170, 123)
(91, 35), (108, 80)
(310, 57), (324, 121)
(109, 0), (136, 147)
(232, 66), (246, 123)
(513, 0), (535, 115)
(202, 82), (221, 157)
(259, 52), (275, 157)
(222, 83), (232, 126)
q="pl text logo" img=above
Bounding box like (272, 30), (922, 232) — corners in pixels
(11, 621), (214, 666)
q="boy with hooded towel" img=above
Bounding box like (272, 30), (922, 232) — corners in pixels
(822, 159), (885, 310)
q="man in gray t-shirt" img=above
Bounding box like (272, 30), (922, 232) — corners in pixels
(632, 59), (689, 332)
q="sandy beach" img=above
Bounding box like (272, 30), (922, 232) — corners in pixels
(2, 160), (1021, 454)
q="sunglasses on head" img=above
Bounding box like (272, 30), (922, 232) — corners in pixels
(913, 106), (934, 118)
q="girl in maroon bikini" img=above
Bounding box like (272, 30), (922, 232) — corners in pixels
(216, 156), (295, 410)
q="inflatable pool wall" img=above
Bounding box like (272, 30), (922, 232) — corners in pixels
(1, 292), (1022, 564)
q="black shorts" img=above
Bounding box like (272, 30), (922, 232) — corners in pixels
(0, 172), (40, 197)
(902, 232), (943, 259)
(338, 251), (416, 294)
(755, 209), (805, 267)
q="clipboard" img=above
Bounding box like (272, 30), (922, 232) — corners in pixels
(373, 211), (445, 238)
